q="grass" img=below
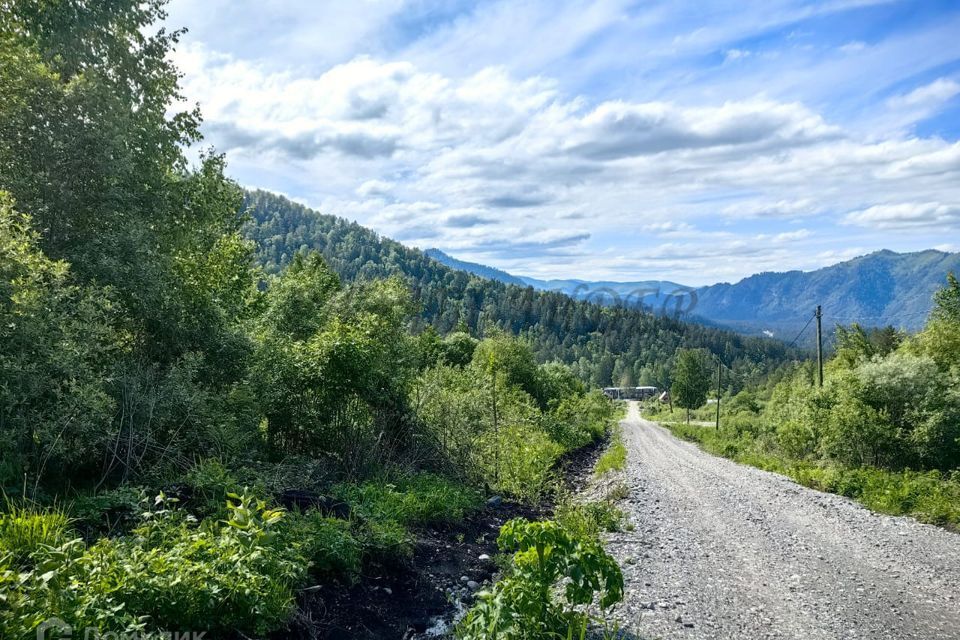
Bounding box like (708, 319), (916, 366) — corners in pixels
(555, 498), (623, 539)
(594, 428), (627, 476)
(664, 421), (960, 526)
(332, 472), (482, 527)
(330, 472), (484, 567)
(0, 499), (72, 566)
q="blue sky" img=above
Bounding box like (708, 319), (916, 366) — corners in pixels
(166, 0), (960, 285)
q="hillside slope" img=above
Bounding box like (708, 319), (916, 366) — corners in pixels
(424, 247), (959, 341)
(692, 250), (960, 338)
(242, 190), (799, 388)
(426, 248), (687, 307)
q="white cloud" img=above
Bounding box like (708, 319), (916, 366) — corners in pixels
(163, 2), (960, 283)
(844, 203), (960, 229)
(839, 41), (866, 54)
(771, 229), (813, 242)
(724, 48), (751, 62)
(720, 198), (821, 219)
(356, 179), (396, 198)
(887, 78), (960, 110)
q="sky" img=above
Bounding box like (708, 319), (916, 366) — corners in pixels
(165, 0), (960, 285)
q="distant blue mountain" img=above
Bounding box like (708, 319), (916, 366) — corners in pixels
(424, 249), (528, 286)
(425, 248), (960, 342)
(425, 249), (688, 310)
(692, 249), (960, 339)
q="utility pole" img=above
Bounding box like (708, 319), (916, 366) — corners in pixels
(491, 366), (500, 485)
(715, 358), (722, 430)
(815, 305), (824, 387)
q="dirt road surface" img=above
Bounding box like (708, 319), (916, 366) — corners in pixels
(605, 402), (960, 639)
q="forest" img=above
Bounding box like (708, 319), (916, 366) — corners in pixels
(243, 189), (802, 390)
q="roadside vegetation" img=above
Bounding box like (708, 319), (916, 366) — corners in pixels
(0, 3), (624, 637)
(457, 518), (624, 640)
(651, 275), (960, 526)
(595, 426), (628, 476)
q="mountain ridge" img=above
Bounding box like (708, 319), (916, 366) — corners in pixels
(424, 247), (960, 340)
(242, 189), (800, 386)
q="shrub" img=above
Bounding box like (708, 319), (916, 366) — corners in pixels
(70, 486), (144, 535)
(457, 518), (623, 640)
(0, 492), (307, 638)
(555, 498), (623, 539)
(545, 390), (614, 451)
(183, 458), (242, 517)
(280, 511), (361, 579)
(480, 421), (564, 502)
(333, 473), (481, 528)
(359, 518), (414, 566)
(0, 501), (71, 567)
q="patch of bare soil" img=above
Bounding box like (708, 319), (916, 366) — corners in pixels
(280, 437), (608, 640)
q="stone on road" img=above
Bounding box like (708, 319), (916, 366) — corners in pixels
(607, 402), (960, 639)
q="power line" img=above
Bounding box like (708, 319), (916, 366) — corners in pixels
(787, 311), (816, 348)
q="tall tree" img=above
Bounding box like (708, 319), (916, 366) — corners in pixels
(672, 348), (712, 423)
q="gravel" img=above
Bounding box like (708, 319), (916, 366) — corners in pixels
(604, 402), (960, 639)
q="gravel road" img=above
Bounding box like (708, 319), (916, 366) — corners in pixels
(605, 402), (960, 640)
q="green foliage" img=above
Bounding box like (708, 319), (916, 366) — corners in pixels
(473, 332), (543, 405)
(280, 511), (361, 579)
(0, 492), (305, 638)
(457, 518), (623, 640)
(480, 419), (564, 503)
(595, 432), (627, 476)
(545, 390), (614, 451)
(932, 272), (960, 322)
(359, 518), (415, 566)
(443, 331), (481, 367)
(327, 473), (482, 568)
(183, 459), (241, 518)
(0, 501), (71, 567)
(0, 194), (126, 484)
(414, 335), (618, 500)
(69, 486), (144, 535)
(555, 497), (623, 539)
(671, 348), (713, 418)
(252, 262), (418, 467)
(333, 473), (482, 528)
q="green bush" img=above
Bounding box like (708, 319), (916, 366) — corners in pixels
(330, 473), (481, 568)
(0, 501), (71, 566)
(70, 486), (143, 534)
(545, 390), (614, 451)
(457, 518), (623, 640)
(281, 511), (361, 579)
(333, 473), (481, 528)
(480, 421), (564, 502)
(555, 498), (623, 539)
(0, 492), (307, 638)
(183, 459), (242, 517)
(359, 518), (414, 566)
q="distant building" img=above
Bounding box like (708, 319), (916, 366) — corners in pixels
(602, 386), (659, 400)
